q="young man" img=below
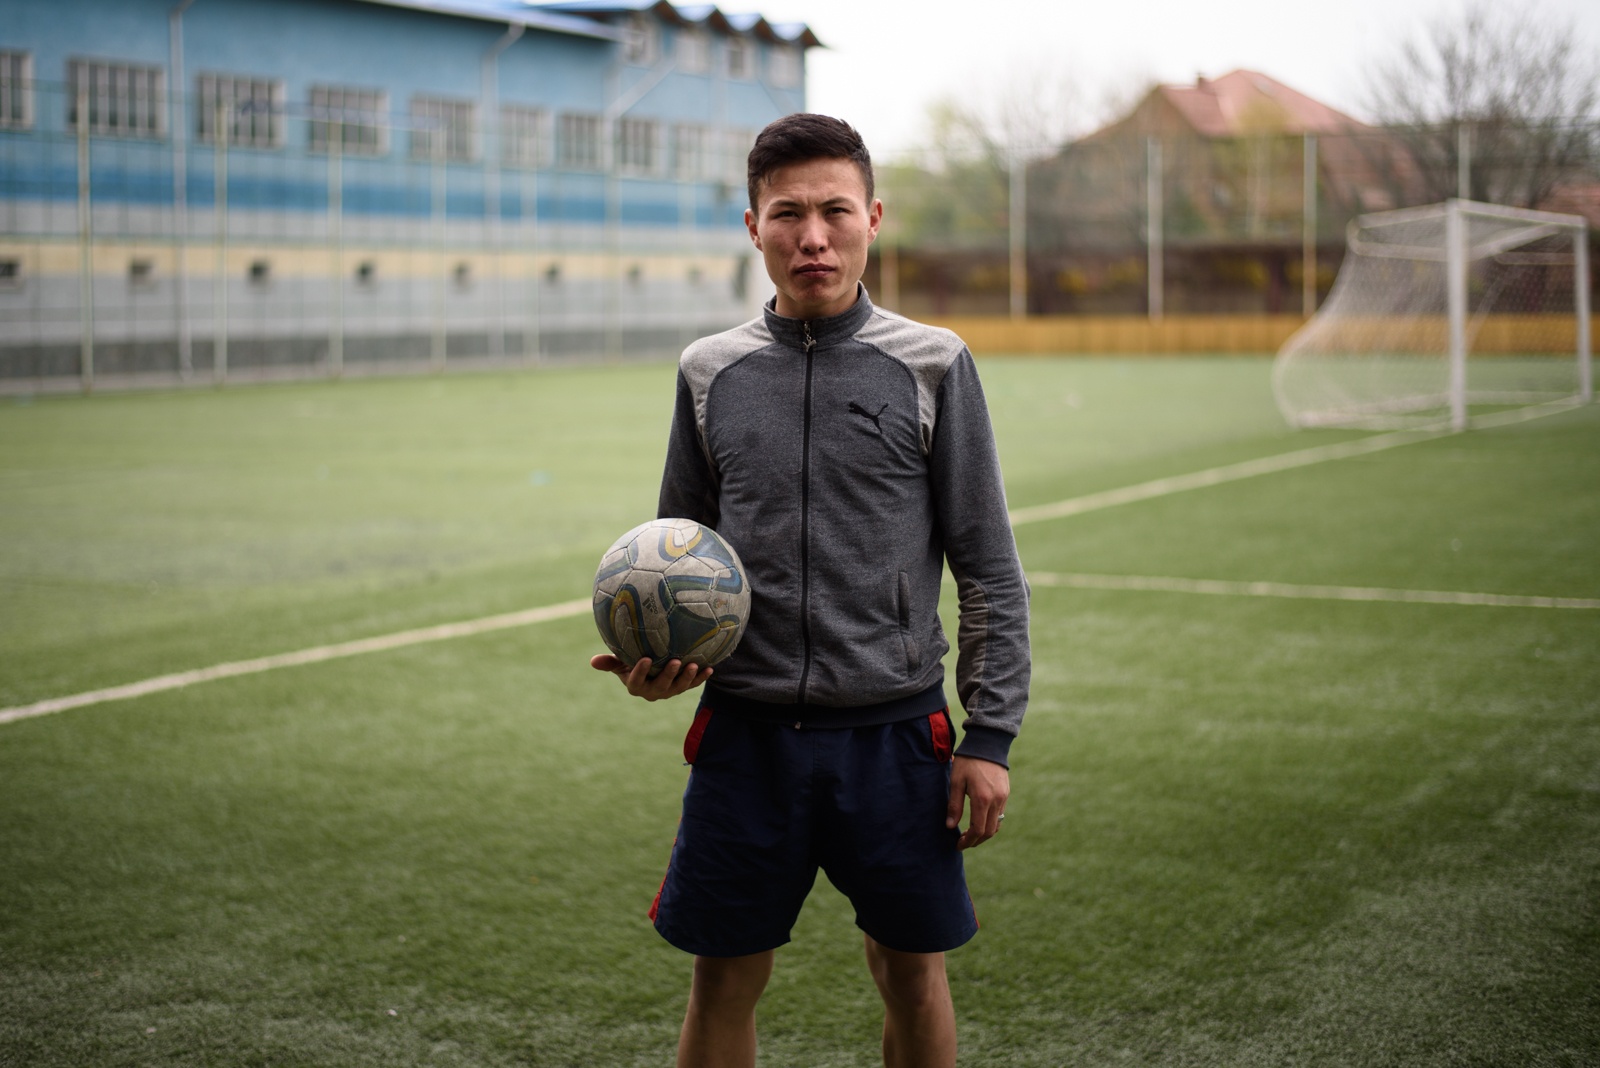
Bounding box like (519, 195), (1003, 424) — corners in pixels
(591, 113), (1030, 1068)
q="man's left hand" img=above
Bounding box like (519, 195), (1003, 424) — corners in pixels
(946, 755), (1010, 850)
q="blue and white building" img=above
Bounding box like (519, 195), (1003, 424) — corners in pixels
(0, 0), (817, 386)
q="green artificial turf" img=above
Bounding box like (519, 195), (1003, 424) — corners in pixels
(2, 360), (1597, 1066)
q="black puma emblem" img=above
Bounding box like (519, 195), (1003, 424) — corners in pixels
(848, 402), (889, 433)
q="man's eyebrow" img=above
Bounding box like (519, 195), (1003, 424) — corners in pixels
(766, 194), (857, 210)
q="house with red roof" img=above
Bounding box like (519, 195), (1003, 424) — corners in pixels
(1027, 70), (1423, 314)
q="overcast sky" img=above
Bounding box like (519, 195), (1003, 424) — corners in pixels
(749, 0), (1600, 159)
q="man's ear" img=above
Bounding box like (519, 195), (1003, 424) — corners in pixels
(744, 207), (761, 249)
(867, 198), (883, 244)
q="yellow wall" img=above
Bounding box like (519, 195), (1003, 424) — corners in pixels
(926, 315), (1308, 355)
(929, 315), (1600, 356)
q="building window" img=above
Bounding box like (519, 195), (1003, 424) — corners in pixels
(724, 126), (756, 184)
(501, 104), (550, 168)
(558, 112), (602, 171)
(724, 37), (751, 80)
(617, 118), (659, 174)
(0, 258), (22, 289)
(676, 29), (710, 75)
(128, 258), (156, 288)
(673, 124), (708, 180)
(623, 15), (659, 66)
(67, 58), (165, 139)
(196, 73), (283, 148)
(411, 95), (476, 162)
(308, 85), (386, 155)
(767, 45), (801, 89)
(0, 52), (33, 131)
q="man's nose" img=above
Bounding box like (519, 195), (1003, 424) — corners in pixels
(797, 215), (828, 253)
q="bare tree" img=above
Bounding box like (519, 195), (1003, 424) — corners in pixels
(1365, 3), (1600, 207)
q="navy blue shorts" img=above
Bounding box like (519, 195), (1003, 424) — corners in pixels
(649, 702), (979, 957)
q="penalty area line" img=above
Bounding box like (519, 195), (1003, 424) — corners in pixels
(1007, 396), (1585, 527)
(0, 598), (592, 728)
(1029, 571), (1600, 610)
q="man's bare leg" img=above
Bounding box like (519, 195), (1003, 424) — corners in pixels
(677, 950), (776, 1068)
(863, 934), (957, 1068)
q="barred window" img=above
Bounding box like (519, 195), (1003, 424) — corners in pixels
(673, 123), (708, 180)
(308, 85), (387, 156)
(0, 52), (33, 130)
(501, 104), (550, 169)
(558, 112), (602, 171)
(724, 37), (751, 80)
(67, 58), (165, 139)
(411, 95), (476, 162)
(676, 29), (710, 75)
(622, 15), (659, 66)
(617, 117), (659, 174)
(767, 45), (801, 89)
(196, 73), (283, 148)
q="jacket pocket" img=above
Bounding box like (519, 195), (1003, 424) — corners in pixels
(682, 705), (714, 765)
(897, 571), (922, 673)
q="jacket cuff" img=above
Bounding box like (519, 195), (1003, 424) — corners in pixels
(954, 724), (1014, 768)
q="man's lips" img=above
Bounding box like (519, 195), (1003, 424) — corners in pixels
(795, 262), (835, 278)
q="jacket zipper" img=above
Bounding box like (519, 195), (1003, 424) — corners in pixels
(796, 321), (816, 704)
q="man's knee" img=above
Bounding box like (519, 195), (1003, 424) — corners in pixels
(689, 951), (775, 1015)
(863, 936), (949, 1011)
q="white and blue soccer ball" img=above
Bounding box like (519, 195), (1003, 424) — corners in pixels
(592, 518), (751, 675)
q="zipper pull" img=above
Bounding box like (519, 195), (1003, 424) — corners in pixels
(803, 321), (815, 354)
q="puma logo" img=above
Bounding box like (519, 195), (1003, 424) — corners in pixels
(848, 402), (889, 433)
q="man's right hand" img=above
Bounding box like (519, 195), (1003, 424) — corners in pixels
(590, 654), (713, 701)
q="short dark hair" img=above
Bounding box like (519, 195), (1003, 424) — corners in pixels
(746, 113), (874, 212)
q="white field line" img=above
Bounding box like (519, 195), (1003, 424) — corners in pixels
(1029, 571), (1600, 610)
(1007, 396), (1584, 527)
(3, 397), (1588, 728)
(0, 599), (591, 727)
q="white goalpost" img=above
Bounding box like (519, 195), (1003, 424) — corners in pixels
(1274, 199), (1592, 431)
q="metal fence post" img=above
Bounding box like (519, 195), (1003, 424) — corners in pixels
(1303, 133), (1318, 317)
(77, 87), (94, 395)
(214, 99), (229, 385)
(329, 121), (343, 378)
(1009, 143), (1026, 320)
(1146, 136), (1163, 322)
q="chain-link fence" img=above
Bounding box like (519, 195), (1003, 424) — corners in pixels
(3, 79), (1597, 391)
(869, 122), (1600, 322)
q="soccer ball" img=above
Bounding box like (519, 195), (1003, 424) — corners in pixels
(592, 518), (751, 675)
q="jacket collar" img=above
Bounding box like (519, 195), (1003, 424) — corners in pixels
(761, 283), (875, 350)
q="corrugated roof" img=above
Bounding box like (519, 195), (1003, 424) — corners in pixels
(534, 1), (820, 46)
(353, 0), (621, 39)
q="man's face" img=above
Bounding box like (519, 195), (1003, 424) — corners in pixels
(745, 157), (882, 321)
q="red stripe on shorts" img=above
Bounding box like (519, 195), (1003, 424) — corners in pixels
(929, 709), (953, 764)
(683, 705), (714, 765)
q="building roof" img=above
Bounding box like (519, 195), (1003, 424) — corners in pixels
(354, 0), (622, 39)
(1155, 70), (1367, 137)
(534, 0), (821, 46)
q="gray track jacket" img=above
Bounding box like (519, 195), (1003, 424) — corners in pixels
(658, 286), (1030, 766)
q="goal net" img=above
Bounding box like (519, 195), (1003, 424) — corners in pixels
(1274, 199), (1592, 430)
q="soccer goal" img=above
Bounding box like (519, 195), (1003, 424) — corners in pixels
(1274, 199), (1592, 431)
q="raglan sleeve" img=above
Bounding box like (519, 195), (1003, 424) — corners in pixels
(656, 367), (721, 529)
(929, 347), (1031, 767)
